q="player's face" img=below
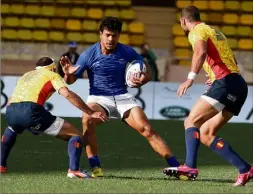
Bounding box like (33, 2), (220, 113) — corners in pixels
(180, 17), (190, 36)
(100, 29), (120, 51)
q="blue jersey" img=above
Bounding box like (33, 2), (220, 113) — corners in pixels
(74, 42), (143, 96)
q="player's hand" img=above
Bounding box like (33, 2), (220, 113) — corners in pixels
(177, 79), (194, 97)
(90, 111), (109, 122)
(60, 56), (80, 75)
(205, 79), (212, 87)
(130, 72), (148, 88)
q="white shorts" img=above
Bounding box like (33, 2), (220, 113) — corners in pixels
(201, 95), (225, 112)
(87, 93), (140, 118)
(44, 117), (64, 136)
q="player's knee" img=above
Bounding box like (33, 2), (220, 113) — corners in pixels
(140, 125), (155, 139)
(184, 115), (205, 129)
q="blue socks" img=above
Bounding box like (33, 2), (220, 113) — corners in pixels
(68, 136), (83, 171)
(185, 127), (200, 168)
(166, 156), (180, 167)
(88, 155), (101, 169)
(210, 136), (251, 174)
(1, 127), (17, 167)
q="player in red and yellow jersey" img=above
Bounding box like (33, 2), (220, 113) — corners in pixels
(1, 57), (108, 178)
(163, 6), (252, 186)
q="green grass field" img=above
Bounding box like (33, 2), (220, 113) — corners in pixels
(1, 115), (252, 193)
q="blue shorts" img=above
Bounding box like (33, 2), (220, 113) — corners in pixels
(203, 73), (248, 116)
(6, 102), (56, 134)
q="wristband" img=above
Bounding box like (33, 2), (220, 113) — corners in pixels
(187, 72), (197, 80)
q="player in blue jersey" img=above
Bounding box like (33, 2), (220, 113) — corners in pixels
(60, 17), (180, 177)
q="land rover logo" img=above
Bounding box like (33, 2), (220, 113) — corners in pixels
(160, 106), (190, 119)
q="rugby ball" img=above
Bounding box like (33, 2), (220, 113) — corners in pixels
(125, 60), (147, 87)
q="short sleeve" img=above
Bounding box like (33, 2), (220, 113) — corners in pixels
(189, 27), (208, 47)
(127, 47), (143, 62)
(51, 73), (67, 93)
(74, 52), (89, 78)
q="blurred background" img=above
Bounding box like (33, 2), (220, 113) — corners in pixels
(1, 0), (253, 83)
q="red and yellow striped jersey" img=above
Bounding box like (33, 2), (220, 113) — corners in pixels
(188, 23), (240, 82)
(10, 69), (66, 105)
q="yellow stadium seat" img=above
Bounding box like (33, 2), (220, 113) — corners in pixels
(200, 12), (208, 22)
(33, 31), (48, 41)
(25, 5), (40, 15)
(119, 34), (130, 45)
(1, 4), (9, 14)
(174, 36), (189, 47)
(241, 1), (253, 12)
(56, 0), (71, 3)
(71, 7), (87, 18)
(83, 33), (99, 43)
(179, 60), (190, 66)
(86, 0), (100, 5)
(209, 1), (224, 10)
(105, 9), (120, 17)
(225, 1), (240, 11)
(116, 0), (131, 6)
(41, 6), (55, 16)
(176, 1), (192, 9)
(192, 1), (208, 10)
(120, 9), (135, 20)
(17, 29), (32, 40)
(83, 20), (98, 31)
(66, 20), (81, 31)
(72, 0), (86, 4)
(237, 26), (252, 37)
(211, 25), (220, 30)
(129, 22), (144, 33)
(10, 4), (24, 14)
(208, 13), (223, 24)
(35, 18), (50, 28)
(221, 26), (236, 37)
(175, 49), (192, 58)
(2, 29), (17, 40)
(67, 32), (83, 42)
(238, 39), (253, 50)
(122, 22), (128, 32)
(227, 38), (238, 49)
(176, 12), (181, 21)
(102, 0), (116, 6)
(88, 8), (103, 19)
(223, 14), (239, 24)
(51, 19), (65, 29)
(55, 7), (70, 17)
(130, 35), (144, 45)
(49, 31), (65, 41)
(20, 18), (35, 28)
(172, 24), (184, 36)
(240, 14), (253, 25)
(5, 17), (19, 27)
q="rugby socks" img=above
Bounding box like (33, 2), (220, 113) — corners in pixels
(210, 136), (251, 174)
(68, 136), (83, 171)
(185, 127), (200, 168)
(88, 155), (101, 169)
(166, 156), (180, 167)
(1, 127), (17, 167)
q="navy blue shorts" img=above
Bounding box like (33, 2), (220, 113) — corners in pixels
(6, 102), (56, 134)
(203, 73), (248, 116)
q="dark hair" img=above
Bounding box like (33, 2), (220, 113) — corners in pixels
(181, 6), (201, 22)
(36, 57), (54, 67)
(99, 17), (122, 33)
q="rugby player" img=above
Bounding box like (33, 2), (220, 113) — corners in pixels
(60, 16), (180, 177)
(163, 6), (253, 186)
(0, 57), (108, 178)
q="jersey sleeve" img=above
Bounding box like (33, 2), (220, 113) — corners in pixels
(74, 52), (89, 78)
(189, 26), (208, 47)
(51, 73), (67, 93)
(127, 47), (143, 62)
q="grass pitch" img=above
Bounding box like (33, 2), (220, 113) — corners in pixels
(1, 115), (252, 193)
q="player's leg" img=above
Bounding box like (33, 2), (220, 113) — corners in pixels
(200, 110), (252, 186)
(82, 102), (107, 177)
(123, 106), (180, 167)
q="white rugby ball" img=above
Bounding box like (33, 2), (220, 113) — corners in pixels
(125, 60), (147, 87)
